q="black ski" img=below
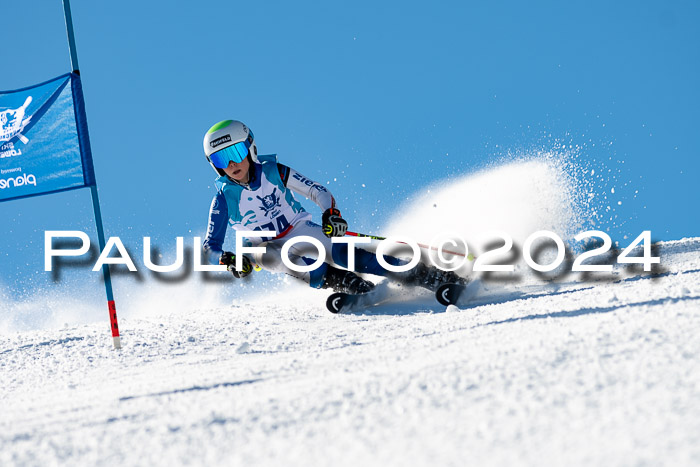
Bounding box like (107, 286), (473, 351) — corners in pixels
(326, 290), (382, 313)
(326, 281), (470, 313)
(435, 282), (467, 306)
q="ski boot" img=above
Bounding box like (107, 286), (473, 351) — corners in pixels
(321, 266), (375, 295)
(394, 262), (468, 292)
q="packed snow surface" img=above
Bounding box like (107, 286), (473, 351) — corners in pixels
(1, 238), (699, 466)
(0, 157), (696, 466)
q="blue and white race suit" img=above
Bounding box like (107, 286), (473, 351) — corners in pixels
(202, 154), (401, 287)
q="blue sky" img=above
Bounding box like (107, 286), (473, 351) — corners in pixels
(1, 0), (699, 302)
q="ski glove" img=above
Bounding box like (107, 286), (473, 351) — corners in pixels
(322, 208), (348, 237)
(219, 251), (253, 278)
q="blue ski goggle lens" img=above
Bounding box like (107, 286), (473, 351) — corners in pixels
(209, 140), (251, 168)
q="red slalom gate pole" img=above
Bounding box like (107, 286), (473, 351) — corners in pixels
(64, 0), (121, 349)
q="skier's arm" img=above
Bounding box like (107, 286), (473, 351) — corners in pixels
(202, 191), (229, 265)
(279, 164), (347, 237)
(280, 164), (336, 212)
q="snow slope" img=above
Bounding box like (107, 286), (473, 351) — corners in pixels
(1, 237), (699, 467)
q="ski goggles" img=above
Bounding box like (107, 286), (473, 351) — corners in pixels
(209, 134), (254, 168)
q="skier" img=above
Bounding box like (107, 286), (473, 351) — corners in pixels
(201, 120), (463, 296)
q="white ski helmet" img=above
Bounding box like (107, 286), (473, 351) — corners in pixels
(202, 120), (257, 176)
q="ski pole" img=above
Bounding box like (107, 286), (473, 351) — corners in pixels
(345, 231), (475, 261)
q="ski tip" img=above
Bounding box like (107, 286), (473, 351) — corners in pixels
(436, 283), (466, 306)
(326, 293), (347, 314)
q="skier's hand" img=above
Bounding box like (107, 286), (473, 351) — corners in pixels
(219, 251), (253, 278)
(322, 208), (348, 237)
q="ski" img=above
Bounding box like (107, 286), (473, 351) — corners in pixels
(326, 280), (471, 313)
(326, 289), (383, 313)
(435, 282), (467, 306)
